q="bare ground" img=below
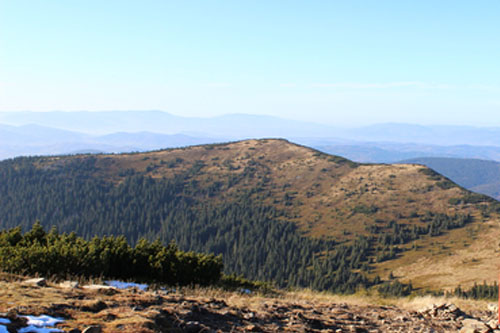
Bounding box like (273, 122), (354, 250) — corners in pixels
(1, 275), (499, 333)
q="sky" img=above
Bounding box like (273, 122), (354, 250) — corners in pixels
(1, 1), (499, 127)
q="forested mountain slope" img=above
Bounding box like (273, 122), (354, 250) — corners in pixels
(1, 139), (498, 291)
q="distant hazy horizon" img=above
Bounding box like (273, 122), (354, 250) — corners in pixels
(1, 1), (499, 127)
(0, 109), (498, 129)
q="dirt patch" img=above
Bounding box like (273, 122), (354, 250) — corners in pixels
(1, 277), (498, 332)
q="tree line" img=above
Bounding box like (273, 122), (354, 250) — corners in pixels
(0, 222), (222, 285)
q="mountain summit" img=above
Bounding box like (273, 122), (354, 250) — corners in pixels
(0, 139), (498, 291)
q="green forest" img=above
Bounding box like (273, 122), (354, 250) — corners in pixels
(0, 222), (222, 285)
(0, 155), (484, 294)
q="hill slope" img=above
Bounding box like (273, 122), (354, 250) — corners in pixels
(0, 139), (498, 291)
(400, 157), (500, 200)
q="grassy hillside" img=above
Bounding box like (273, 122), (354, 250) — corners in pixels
(400, 157), (500, 200)
(0, 139), (498, 291)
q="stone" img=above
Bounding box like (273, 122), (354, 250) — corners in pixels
(244, 324), (262, 332)
(82, 284), (118, 295)
(488, 304), (499, 313)
(22, 278), (46, 287)
(82, 325), (102, 333)
(488, 320), (498, 330)
(82, 284), (114, 290)
(243, 311), (255, 320)
(59, 280), (79, 289)
(460, 318), (490, 333)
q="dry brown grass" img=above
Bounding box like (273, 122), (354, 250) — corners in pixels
(173, 285), (496, 315)
(28, 138), (500, 291)
(1, 274), (498, 333)
(49, 139), (488, 240)
(373, 218), (500, 289)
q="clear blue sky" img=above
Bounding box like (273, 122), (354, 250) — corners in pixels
(1, 1), (499, 126)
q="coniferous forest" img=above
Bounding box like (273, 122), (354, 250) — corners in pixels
(0, 222), (222, 286)
(0, 151), (483, 293)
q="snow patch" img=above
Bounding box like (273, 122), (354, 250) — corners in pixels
(22, 315), (64, 327)
(15, 315), (65, 333)
(105, 280), (148, 291)
(19, 326), (63, 333)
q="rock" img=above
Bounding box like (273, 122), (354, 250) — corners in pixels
(82, 325), (102, 333)
(244, 324), (262, 332)
(488, 320), (499, 330)
(59, 280), (79, 289)
(2, 313), (27, 332)
(488, 304), (499, 313)
(243, 311), (255, 320)
(22, 278), (46, 287)
(82, 284), (114, 290)
(82, 284), (118, 295)
(460, 318), (490, 333)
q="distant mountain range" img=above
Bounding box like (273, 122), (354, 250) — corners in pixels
(313, 143), (500, 163)
(2, 110), (500, 146)
(0, 111), (338, 138)
(0, 123), (219, 160)
(2, 111), (500, 201)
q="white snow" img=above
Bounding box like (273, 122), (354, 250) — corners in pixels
(0, 315), (64, 333)
(19, 326), (63, 333)
(105, 280), (148, 291)
(22, 315), (64, 327)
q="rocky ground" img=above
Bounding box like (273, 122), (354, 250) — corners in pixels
(1, 276), (499, 332)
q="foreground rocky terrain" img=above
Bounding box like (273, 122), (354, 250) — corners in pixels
(1, 275), (499, 333)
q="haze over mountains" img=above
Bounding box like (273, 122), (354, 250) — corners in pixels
(3, 111), (500, 161)
(2, 111), (500, 200)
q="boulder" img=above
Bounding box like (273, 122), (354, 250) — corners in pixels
(59, 280), (79, 289)
(488, 304), (498, 313)
(22, 278), (46, 287)
(82, 284), (118, 295)
(488, 320), (498, 330)
(244, 324), (262, 332)
(460, 318), (491, 333)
